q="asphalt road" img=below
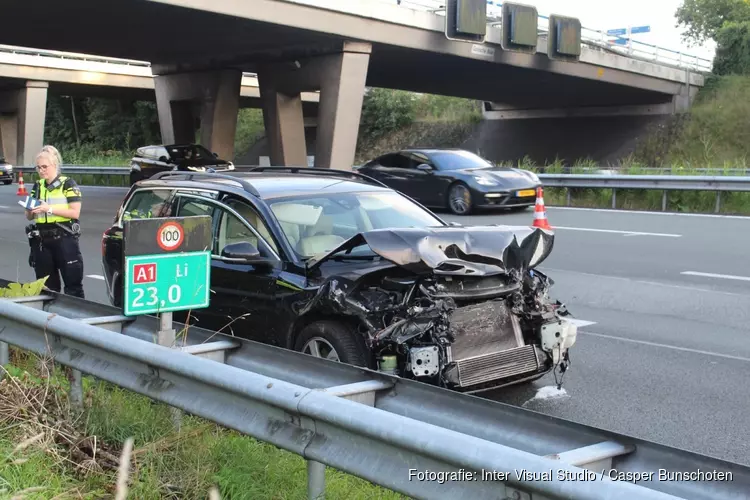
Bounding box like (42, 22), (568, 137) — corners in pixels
(2, 185), (749, 466)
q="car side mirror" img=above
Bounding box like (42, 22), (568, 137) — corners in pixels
(159, 156), (168, 162)
(213, 152), (219, 158)
(221, 241), (261, 260)
(416, 163), (433, 172)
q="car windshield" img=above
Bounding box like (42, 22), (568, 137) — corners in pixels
(267, 191), (445, 260)
(430, 150), (495, 171)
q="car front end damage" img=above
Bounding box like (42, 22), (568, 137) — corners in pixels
(302, 226), (577, 394)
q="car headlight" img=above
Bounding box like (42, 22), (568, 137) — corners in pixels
(473, 176), (498, 186)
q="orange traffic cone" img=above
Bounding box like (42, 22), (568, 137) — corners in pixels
(16, 172), (28, 196)
(531, 186), (552, 230)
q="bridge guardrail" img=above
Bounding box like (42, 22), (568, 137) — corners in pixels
(0, 288), (748, 499)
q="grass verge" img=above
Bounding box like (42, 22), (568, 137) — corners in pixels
(0, 348), (406, 499)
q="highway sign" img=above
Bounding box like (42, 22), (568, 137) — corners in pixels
(123, 215), (212, 317)
(124, 251), (211, 316)
(607, 28), (627, 36)
(607, 25), (650, 36)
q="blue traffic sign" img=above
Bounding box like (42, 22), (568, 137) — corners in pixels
(612, 38), (629, 45)
(607, 25), (650, 36)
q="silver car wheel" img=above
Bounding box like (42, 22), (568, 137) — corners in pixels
(449, 184), (472, 215)
(302, 337), (341, 362)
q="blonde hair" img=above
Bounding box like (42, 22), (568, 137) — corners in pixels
(41, 145), (63, 166)
(35, 150), (60, 171)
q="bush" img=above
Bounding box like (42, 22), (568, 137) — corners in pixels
(714, 21), (750, 75)
(358, 88), (418, 143)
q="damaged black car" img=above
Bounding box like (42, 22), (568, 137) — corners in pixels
(102, 168), (577, 394)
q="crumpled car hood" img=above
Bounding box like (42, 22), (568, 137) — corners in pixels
(306, 225), (554, 276)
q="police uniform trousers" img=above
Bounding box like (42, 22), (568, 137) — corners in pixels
(31, 224), (85, 299)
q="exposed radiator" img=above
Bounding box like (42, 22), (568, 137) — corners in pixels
(451, 345), (541, 387)
(448, 299), (524, 360)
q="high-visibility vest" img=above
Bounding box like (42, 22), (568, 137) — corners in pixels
(31, 175), (82, 224)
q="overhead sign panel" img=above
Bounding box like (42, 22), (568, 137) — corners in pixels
(548, 14), (582, 62)
(501, 2), (538, 54)
(445, 0), (487, 43)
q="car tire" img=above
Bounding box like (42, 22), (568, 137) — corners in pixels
(294, 320), (371, 368)
(447, 182), (473, 215)
(3, 180), (10, 185)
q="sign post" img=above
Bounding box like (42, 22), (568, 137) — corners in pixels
(122, 215), (212, 428)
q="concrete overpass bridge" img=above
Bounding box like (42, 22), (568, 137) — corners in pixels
(0, 0), (712, 168)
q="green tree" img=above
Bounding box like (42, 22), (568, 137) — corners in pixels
(713, 20), (750, 74)
(675, 0), (750, 45)
(358, 88), (417, 141)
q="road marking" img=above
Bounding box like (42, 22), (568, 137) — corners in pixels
(564, 318), (597, 328)
(551, 206), (750, 220)
(86, 274), (105, 280)
(0, 205), (10, 209)
(581, 331), (750, 363)
(539, 267), (750, 298)
(681, 271), (750, 282)
(552, 226), (681, 238)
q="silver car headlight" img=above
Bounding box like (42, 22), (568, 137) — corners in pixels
(473, 176), (498, 186)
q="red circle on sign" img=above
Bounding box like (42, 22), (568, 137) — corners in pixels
(157, 221), (184, 251)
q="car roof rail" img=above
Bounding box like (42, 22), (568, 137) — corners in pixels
(244, 166), (389, 188)
(149, 170), (261, 197)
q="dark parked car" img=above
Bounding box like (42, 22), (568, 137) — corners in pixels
(129, 143), (234, 185)
(102, 168), (576, 393)
(0, 157), (13, 185)
(356, 148), (542, 215)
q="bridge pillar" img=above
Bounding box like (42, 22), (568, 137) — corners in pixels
(0, 81), (48, 166)
(153, 68), (242, 161)
(257, 74), (308, 167)
(258, 41), (371, 170)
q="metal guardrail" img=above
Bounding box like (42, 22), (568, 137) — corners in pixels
(538, 173), (750, 212)
(0, 288), (749, 499)
(11, 166), (749, 212)
(392, 0), (713, 72)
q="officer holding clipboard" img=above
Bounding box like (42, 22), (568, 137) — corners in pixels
(21, 146), (85, 298)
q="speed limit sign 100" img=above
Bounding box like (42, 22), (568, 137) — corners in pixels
(157, 221), (184, 251)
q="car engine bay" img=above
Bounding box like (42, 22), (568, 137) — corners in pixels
(298, 225), (578, 393)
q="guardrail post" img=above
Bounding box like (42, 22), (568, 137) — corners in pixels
(158, 312), (182, 429)
(715, 192), (722, 213)
(307, 460), (326, 500)
(662, 190), (668, 211)
(0, 341), (8, 380)
(70, 368), (83, 412)
(611, 188), (617, 209)
(566, 188), (571, 206)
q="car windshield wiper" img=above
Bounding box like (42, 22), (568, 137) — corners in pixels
(328, 254), (381, 261)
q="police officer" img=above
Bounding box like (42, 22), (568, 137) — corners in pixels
(24, 148), (85, 298)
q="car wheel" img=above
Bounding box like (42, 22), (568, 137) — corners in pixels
(448, 183), (473, 215)
(294, 320), (370, 368)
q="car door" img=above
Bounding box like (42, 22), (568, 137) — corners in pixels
(211, 197), (284, 345)
(359, 154), (407, 191)
(402, 152), (443, 206)
(171, 192), (283, 344)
